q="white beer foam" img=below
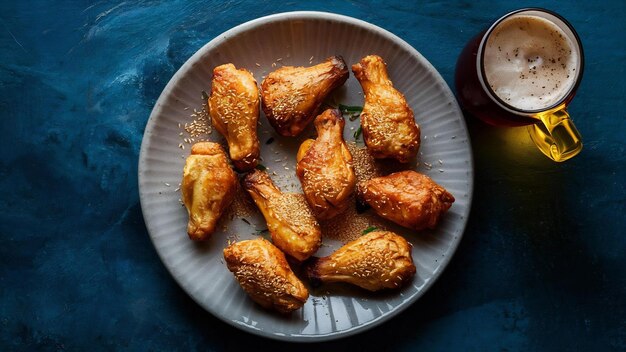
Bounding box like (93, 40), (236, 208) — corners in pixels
(484, 15), (578, 111)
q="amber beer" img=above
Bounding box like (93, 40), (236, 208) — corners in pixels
(455, 8), (584, 161)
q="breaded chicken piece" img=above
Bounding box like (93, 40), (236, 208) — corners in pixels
(208, 63), (260, 171)
(224, 238), (308, 313)
(296, 109), (356, 220)
(352, 55), (420, 163)
(305, 231), (416, 291)
(261, 56), (349, 136)
(181, 142), (237, 240)
(243, 170), (321, 261)
(357, 170), (454, 230)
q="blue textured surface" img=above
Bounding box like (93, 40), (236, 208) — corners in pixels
(1, 1), (625, 350)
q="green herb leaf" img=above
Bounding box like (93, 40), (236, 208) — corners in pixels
(339, 104), (363, 114)
(353, 126), (363, 140)
(201, 90), (209, 100)
(362, 226), (378, 235)
(265, 137), (275, 145)
(255, 164), (267, 171)
(257, 228), (270, 239)
(338, 104), (363, 122)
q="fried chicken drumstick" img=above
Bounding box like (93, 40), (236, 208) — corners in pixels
(181, 142), (237, 240)
(296, 109), (356, 220)
(224, 238), (308, 313)
(208, 63), (260, 171)
(352, 55), (420, 163)
(356, 170), (455, 231)
(305, 231), (416, 291)
(261, 56), (349, 136)
(243, 170), (322, 261)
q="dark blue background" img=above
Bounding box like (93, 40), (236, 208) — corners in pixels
(1, 1), (624, 350)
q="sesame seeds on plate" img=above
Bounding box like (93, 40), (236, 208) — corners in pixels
(183, 103), (212, 140)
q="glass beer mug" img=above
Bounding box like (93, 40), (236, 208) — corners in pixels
(455, 8), (584, 162)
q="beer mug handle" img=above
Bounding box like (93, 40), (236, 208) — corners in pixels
(527, 109), (583, 162)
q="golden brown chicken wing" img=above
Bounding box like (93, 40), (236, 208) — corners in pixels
(261, 56), (349, 136)
(208, 63), (260, 171)
(224, 238), (308, 313)
(305, 231), (415, 291)
(243, 170), (322, 261)
(356, 170), (455, 230)
(181, 142), (237, 240)
(295, 109), (356, 220)
(352, 55), (420, 163)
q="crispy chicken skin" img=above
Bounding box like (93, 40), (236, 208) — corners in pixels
(296, 109), (356, 220)
(181, 142), (237, 240)
(306, 231), (416, 291)
(352, 55), (420, 163)
(357, 170), (455, 230)
(261, 56), (349, 136)
(243, 170), (322, 261)
(224, 238), (309, 313)
(208, 63), (260, 171)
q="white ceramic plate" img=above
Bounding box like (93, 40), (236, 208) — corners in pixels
(138, 11), (473, 342)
